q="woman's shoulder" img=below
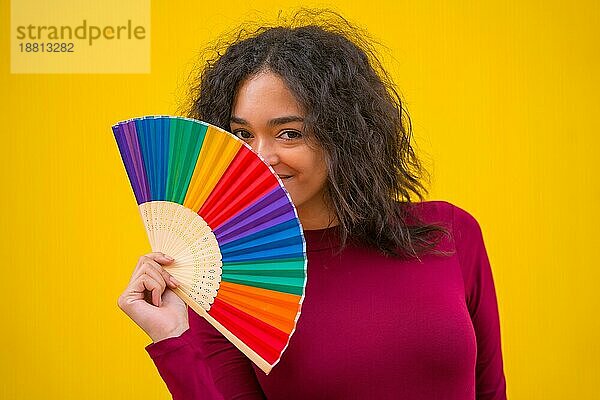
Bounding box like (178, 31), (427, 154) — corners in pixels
(403, 200), (482, 233)
(402, 200), (486, 258)
(406, 201), (492, 294)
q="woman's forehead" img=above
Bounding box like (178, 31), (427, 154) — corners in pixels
(232, 72), (305, 118)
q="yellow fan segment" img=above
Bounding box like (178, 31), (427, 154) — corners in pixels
(183, 126), (242, 212)
(139, 201), (223, 310)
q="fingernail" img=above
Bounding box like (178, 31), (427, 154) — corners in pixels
(170, 276), (179, 286)
(165, 255), (174, 261)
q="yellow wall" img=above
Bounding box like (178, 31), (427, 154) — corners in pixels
(1, 1), (598, 398)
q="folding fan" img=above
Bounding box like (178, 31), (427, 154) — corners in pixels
(112, 115), (307, 374)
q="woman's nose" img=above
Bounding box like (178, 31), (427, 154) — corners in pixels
(252, 138), (280, 166)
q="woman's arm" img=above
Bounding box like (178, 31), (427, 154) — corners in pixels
(453, 204), (507, 400)
(146, 307), (267, 400)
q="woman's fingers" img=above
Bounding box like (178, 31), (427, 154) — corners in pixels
(119, 272), (162, 309)
(117, 253), (190, 342)
(140, 267), (167, 298)
(118, 251), (182, 317)
(133, 273), (163, 307)
(147, 252), (175, 265)
(131, 253), (178, 289)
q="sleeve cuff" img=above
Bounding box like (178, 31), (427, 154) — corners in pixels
(145, 328), (193, 359)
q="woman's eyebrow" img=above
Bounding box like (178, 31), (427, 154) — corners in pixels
(267, 115), (304, 127)
(230, 115), (304, 126)
(230, 116), (248, 125)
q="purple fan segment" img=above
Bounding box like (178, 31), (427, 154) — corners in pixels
(213, 187), (298, 245)
(113, 121), (150, 204)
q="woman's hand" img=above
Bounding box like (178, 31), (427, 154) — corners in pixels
(117, 252), (189, 343)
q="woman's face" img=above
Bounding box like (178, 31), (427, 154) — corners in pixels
(230, 71), (334, 229)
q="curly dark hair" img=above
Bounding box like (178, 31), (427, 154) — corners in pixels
(183, 9), (452, 260)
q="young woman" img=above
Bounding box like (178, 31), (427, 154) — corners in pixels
(118, 11), (507, 400)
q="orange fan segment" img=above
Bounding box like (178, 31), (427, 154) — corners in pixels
(217, 281), (302, 334)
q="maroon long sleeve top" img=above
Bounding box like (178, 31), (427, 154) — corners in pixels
(145, 201), (507, 399)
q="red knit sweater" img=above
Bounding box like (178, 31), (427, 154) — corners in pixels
(146, 201), (507, 399)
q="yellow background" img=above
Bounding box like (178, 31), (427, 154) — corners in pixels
(1, 1), (598, 399)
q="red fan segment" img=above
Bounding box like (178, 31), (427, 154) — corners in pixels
(199, 146), (280, 229)
(209, 297), (290, 365)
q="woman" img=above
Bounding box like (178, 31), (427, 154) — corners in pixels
(118, 11), (507, 400)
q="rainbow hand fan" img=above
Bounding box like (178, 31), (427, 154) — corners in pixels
(112, 115), (307, 374)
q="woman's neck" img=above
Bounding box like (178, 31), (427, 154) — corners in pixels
(296, 198), (339, 230)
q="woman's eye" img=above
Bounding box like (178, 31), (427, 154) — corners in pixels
(233, 130), (253, 140)
(279, 130), (303, 140)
